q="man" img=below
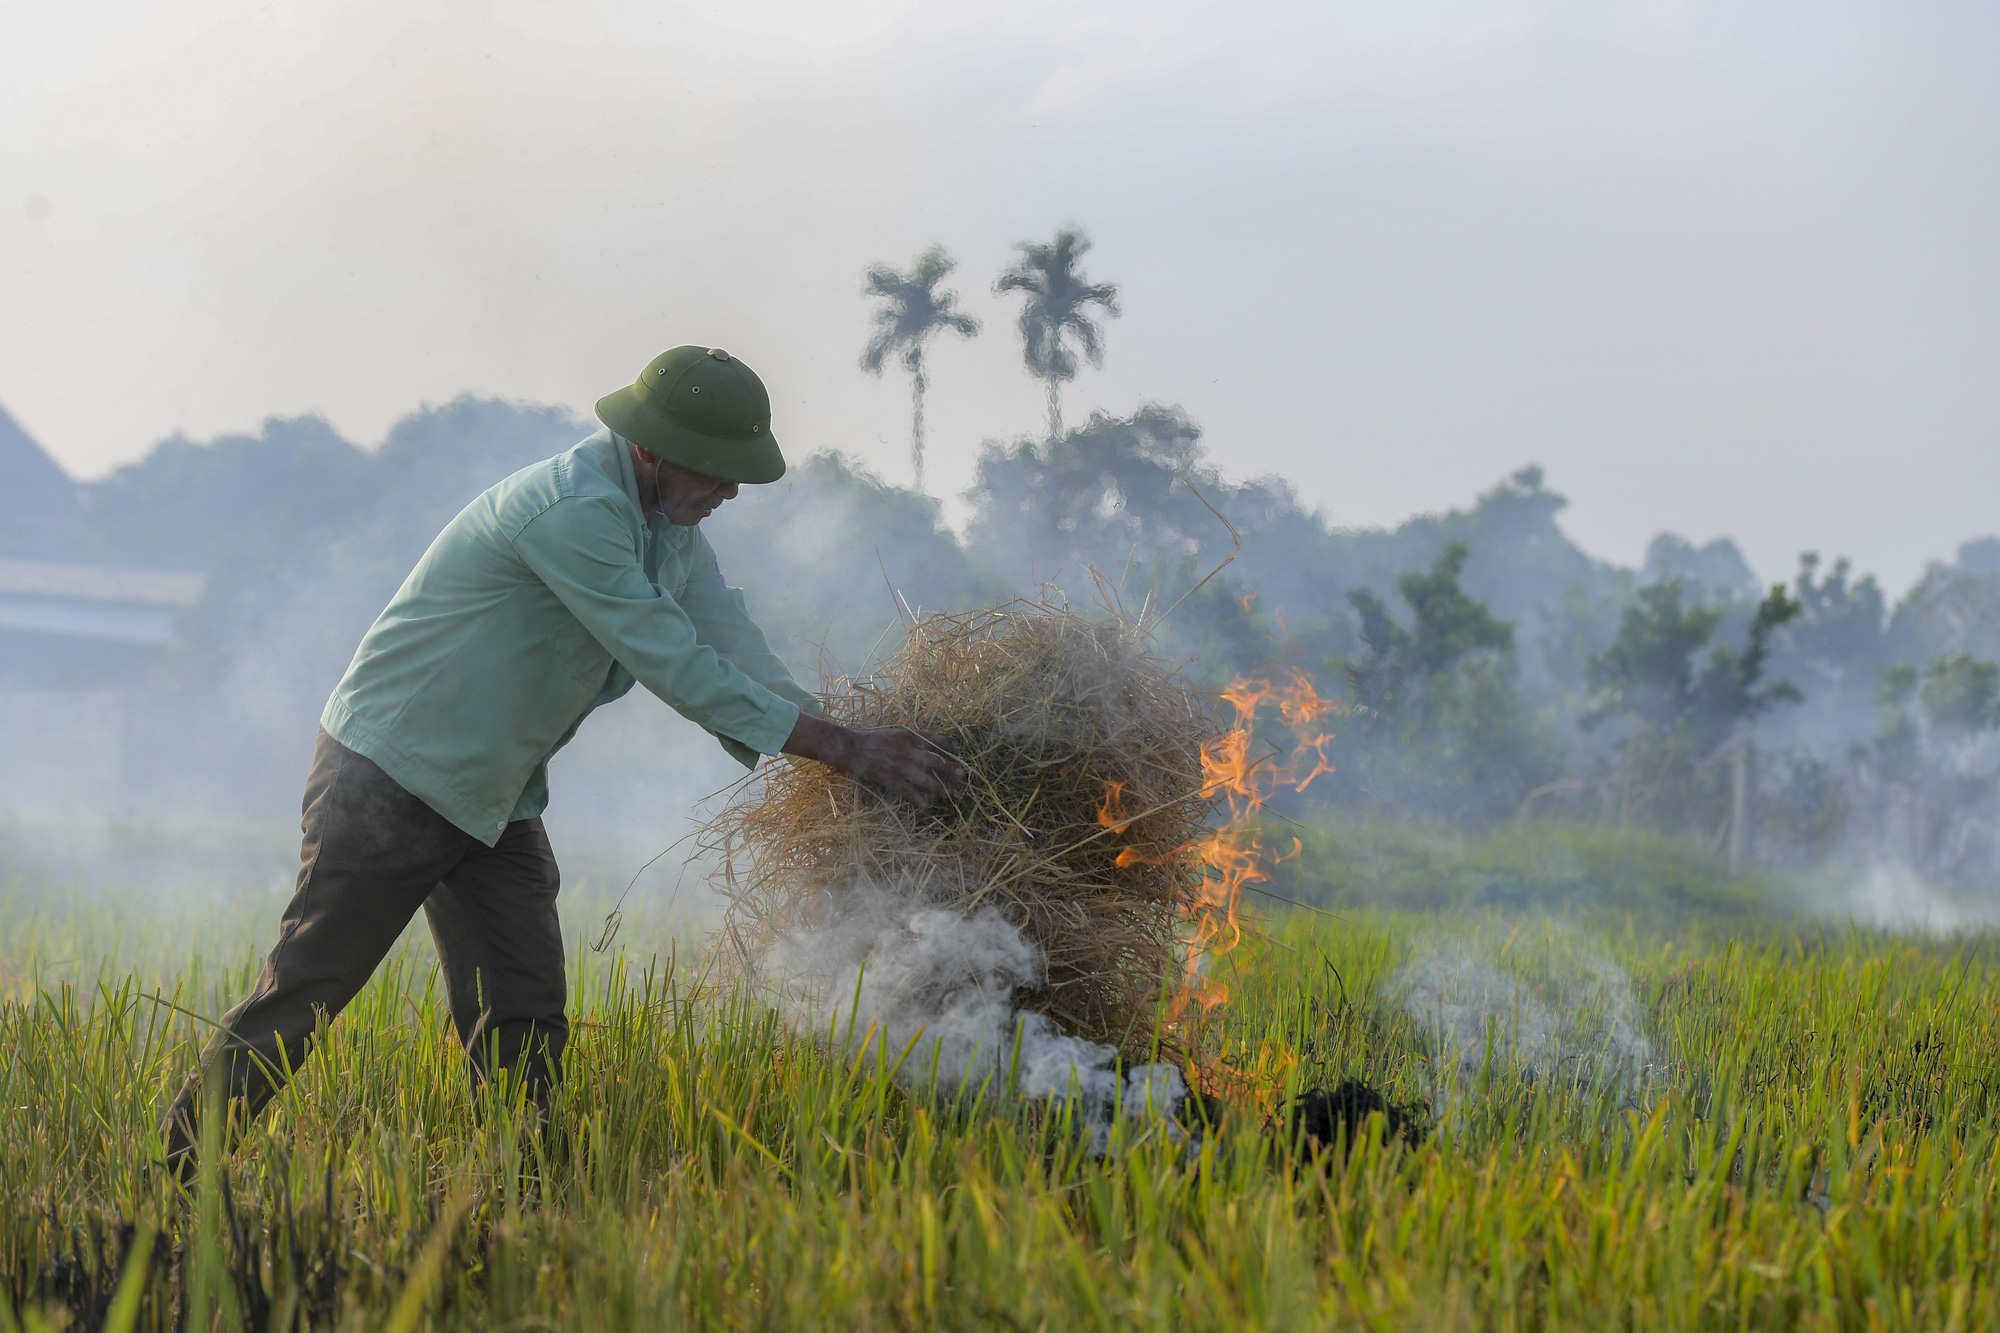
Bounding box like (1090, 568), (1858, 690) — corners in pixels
(162, 345), (963, 1167)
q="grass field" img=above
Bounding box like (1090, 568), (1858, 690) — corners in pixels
(4, 821), (1999, 1330)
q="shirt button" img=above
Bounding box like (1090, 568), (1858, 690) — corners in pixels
(496, 821), (507, 831)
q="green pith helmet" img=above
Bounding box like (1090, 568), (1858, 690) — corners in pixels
(595, 346), (785, 484)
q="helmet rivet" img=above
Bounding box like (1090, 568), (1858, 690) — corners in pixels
(691, 386), (700, 393)
(657, 367), (666, 375)
(752, 424), (760, 433)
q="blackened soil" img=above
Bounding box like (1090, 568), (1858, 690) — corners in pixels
(1286, 1080), (1421, 1154)
(1176, 1088), (1230, 1131)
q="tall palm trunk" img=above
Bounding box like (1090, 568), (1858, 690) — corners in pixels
(1045, 377), (1063, 441)
(905, 345), (928, 491)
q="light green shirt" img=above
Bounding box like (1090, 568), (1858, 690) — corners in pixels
(322, 428), (811, 844)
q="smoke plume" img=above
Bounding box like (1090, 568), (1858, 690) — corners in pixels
(754, 879), (1186, 1141)
(1388, 928), (1655, 1117)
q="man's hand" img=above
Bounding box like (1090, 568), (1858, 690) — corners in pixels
(782, 712), (966, 809)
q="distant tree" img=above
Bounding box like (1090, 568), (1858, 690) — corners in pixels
(1583, 577), (1802, 827)
(1877, 652), (2000, 756)
(1873, 663), (1922, 769)
(1865, 652), (2000, 882)
(1688, 587), (1805, 747)
(1920, 652), (2000, 737)
(960, 402), (1361, 686)
(1342, 543), (1516, 716)
(1644, 532), (1758, 603)
(1582, 582), (1725, 734)
(995, 228), (1120, 440)
(1331, 543), (1555, 822)
(1759, 552), (1893, 753)
(860, 245), (981, 491)
(1886, 554), (2000, 668)
(963, 404), (1217, 589)
(1585, 581), (1801, 747)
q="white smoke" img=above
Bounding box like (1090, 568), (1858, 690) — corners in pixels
(755, 879), (1185, 1142)
(1832, 860), (2000, 934)
(1388, 928), (1655, 1117)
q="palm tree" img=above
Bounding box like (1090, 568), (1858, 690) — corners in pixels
(860, 245), (981, 491)
(995, 227), (1121, 440)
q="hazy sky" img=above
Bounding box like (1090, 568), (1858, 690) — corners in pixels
(5, 0), (1996, 592)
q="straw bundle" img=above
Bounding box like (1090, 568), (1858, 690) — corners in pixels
(704, 601), (1219, 1058)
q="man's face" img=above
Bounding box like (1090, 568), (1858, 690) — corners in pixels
(653, 456), (741, 527)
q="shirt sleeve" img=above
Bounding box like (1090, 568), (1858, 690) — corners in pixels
(676, 533), (823, 717)
(511, 496), (801, 762)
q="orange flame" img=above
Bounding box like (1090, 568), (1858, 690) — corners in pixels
(1274, 667), (1336, 732)
(1181, 664), (1350, 1016)
(1293, 734), (1336, 792)
(1115, 846), (1182, 868)
(1095, 653), (1349, 1028)
(1095, 780), (1133, 833)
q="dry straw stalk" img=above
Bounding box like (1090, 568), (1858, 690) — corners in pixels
(705, 599), (1220, 1059)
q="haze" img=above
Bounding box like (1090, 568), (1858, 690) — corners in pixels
(4, 0), (1996, 591)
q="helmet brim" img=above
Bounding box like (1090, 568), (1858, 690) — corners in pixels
(595, 385), (786, 484)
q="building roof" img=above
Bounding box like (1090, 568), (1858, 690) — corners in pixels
(0, 403), (75, 501)
(0, 558), (205, 645)
(0, 403), (80, 555)
(0, 559), (205, 606)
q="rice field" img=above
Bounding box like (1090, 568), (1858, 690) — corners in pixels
(4, 827), (1999, 1330)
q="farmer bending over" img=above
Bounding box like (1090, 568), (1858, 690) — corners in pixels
(162, 345), (964, 1169)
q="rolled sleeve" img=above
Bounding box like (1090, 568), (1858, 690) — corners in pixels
(512, 497), (800, 760)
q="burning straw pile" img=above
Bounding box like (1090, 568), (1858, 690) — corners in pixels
(704, 601), (1219, 1059)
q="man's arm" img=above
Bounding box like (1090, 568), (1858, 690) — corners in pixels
(514, 496), (801, 756)
(781, 711), (964, 809)
(673, 536), (819, 714)
(514, 498), (962, 803)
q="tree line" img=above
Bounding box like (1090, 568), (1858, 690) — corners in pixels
(14, 229), (2000, 880)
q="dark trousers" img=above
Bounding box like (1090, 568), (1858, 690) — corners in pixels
(163, 729), (567, 1163)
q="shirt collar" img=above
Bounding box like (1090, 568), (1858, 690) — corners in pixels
(606, 429), (645, 516)
(606, 429), (691, 549)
